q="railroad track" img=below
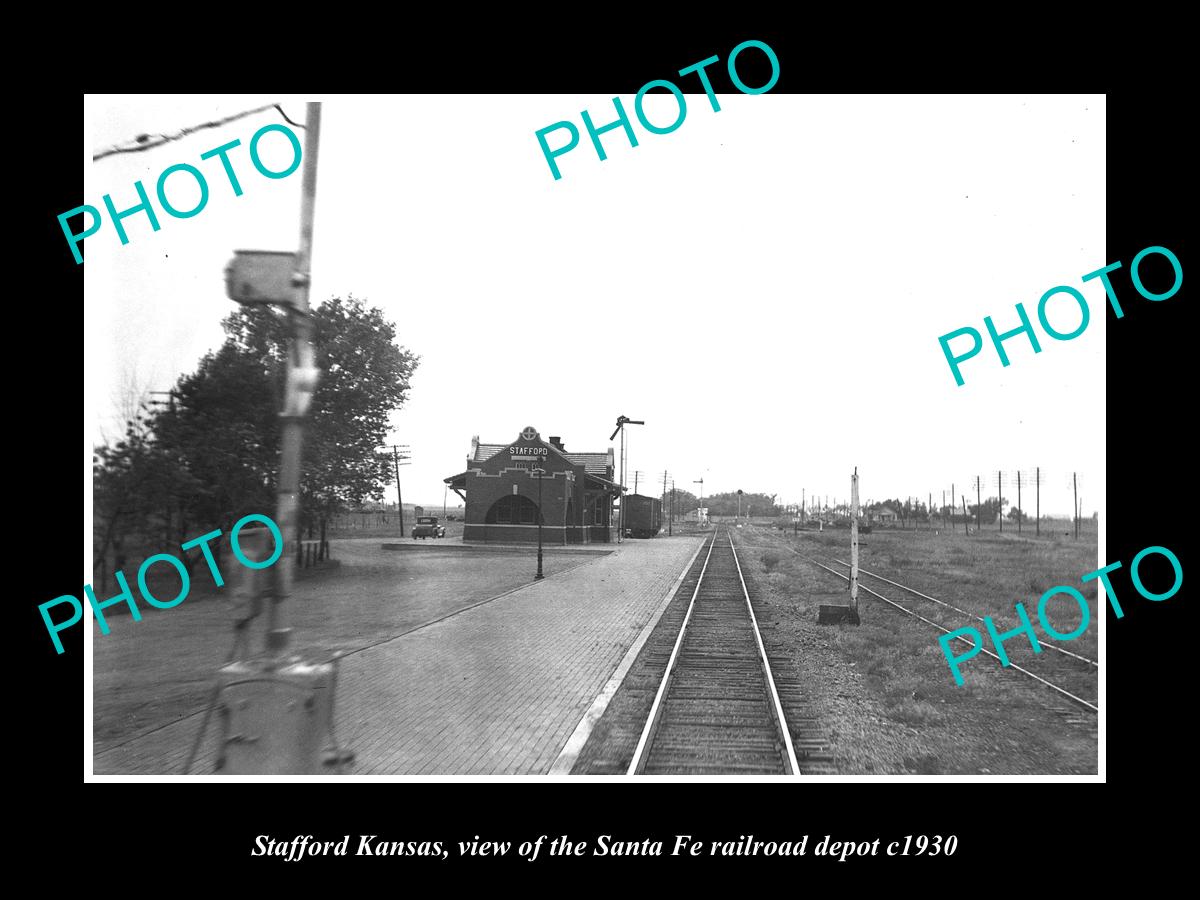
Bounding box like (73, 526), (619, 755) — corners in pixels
(749, 527), (1098, 716)
(824, 557), (1098, 668)
(628, 528), (799, 775)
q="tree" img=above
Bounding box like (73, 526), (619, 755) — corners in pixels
(702, 491), (780, 517)
(221, 298), (420, 535)
(94, 295), (419, 573)
(969, 496), (1008, 523)
(666, 488), (699, 515)
(1008, 506), (1026, 523)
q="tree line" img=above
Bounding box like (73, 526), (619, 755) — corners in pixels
(701, 491), (780, 517)
(93, 297), (419, 578)
(871, 496), (1031, 524)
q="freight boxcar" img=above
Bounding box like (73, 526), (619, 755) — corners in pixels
(623, 493), (662, 538)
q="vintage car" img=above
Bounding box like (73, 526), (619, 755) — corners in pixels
(412, 516), (446, 539)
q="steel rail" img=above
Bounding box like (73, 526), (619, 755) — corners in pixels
(627, 532), (718, 775)
(825, 557), (1098, 668)
(728, 532), (800, 775)
(791, 550), (1098, 714)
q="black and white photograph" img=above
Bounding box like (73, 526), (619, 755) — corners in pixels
(75, 87), (1115, 781)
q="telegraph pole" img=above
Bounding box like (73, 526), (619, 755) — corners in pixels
(1036, 466), (1041, 537)
(1074, 471), (1079, 540)
(951, 483), (955, 532)
(998, 470), (1003, 533)
(1017, 471), (1022, 534)
(215, 102), (352, 774)
(850, 468), (860, 622)
(975, 476), (981, 534)
(265, 103), (323, 659)
(662, 470), (671, 535)
(609, 415), (644, 544)
(391, 445), (411, 537)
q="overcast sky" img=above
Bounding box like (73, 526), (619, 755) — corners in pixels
(84, 94), (1104, 516)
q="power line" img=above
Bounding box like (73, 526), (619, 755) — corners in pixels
(92, 102), (303, 162)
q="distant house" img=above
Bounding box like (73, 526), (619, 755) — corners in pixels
(870, 505), (898, 524)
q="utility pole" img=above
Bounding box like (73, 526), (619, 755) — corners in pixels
(1074, 471), (1079, 540)
(662, 469), (668, 528)
(214, 103), (351, 775)
(391, 445), (411, 537)
(975, 476), (981, 534)
(942, 489), (946, 531)
(962, 495), (968, 533)
(694, 477), (704, 526)
(609, 415), (644, 544)
(1017, 471), (1022, 534)
(1036, 466), (1041, 537)
(148, 390), (180, 545)
(951, 483), (955, 532)
(998, 470), (1003, 533)
(802, 488), (806, 524)
(850, 468), (860, 622)
(264, 103), (322, 659)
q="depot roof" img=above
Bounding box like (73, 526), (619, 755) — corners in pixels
(472, 442), (613, 477)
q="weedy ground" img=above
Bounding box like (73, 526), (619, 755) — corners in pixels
(735, 524), (1098, 774)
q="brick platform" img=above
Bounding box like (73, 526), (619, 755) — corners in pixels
(93, 535), (703, 775)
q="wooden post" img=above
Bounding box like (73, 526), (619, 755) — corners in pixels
(1074, 472), (1079, 540)
(850, 468), (860, 620)
(393, 445), (405, 537)
(998, 470), (1003, 533)
(951, 483), (955, 532)
(1017, 472), (1022, 534)
(976, 476), (981, 534)
(1036, 466), (1041, 537)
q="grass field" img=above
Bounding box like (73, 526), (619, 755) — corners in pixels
(733, 523), (1098, 774)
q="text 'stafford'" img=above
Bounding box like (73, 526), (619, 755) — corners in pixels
(43, 513), (283, 654)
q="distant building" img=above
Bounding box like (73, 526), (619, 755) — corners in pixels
(870, 505), (898, 524)
(444, 426), (618, 544)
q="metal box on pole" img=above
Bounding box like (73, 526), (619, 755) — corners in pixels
(224, 250), (299, 306)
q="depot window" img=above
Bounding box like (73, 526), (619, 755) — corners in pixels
(487, 495), (541, 525)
